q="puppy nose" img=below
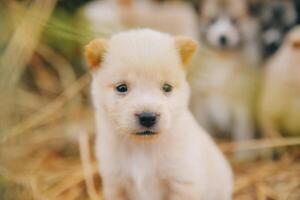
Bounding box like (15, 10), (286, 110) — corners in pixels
(264, 41), (280, 57)
(137, 112), (157, 128)
(219, 35), (228, 46)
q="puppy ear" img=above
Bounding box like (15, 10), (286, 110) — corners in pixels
(289, 29), (300, 49)
(191, 0), (202, 14)
(175, 36), (198, 65)
(247, 0), (263, 17)
(84, 38), (108, 70)
(117, 0), (132, 7)
(287, 26), (300, 48)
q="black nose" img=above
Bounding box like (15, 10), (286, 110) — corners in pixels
(264, 41), (281, 58)
(219, 35), (228, 46)
(137, 112), (157, 128)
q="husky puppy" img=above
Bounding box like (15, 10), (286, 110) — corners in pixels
(190, 0), (258, 142)
(85, 29), (233, 200)
(195, 0), (261, 64)
(260, 26), (300, 137)
(258, 0), (298, 59)
(295, 0), (300, 24)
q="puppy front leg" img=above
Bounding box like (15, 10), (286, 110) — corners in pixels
(261, 118), (283, 159)
(168, 181), (200, 200)
(261, 118), (281, 138)
(233, 105), (254, 142)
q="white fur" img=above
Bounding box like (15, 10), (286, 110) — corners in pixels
(84, 0), (199, 39)
(84, 0), (124, 36)
(191, 0), (259, 143)
(199, 0), (261, 65)
(262, 29), (281, 46)
(119, 0), (199, 39)
(260, 26), (300, 137)
(91, 29), (233, 200)
(206, 17), (240, 49)
(189, 50), (257, 142)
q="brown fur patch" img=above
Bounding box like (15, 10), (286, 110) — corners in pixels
(84, 38), (107, 70)
(118, 0), (132, 7)
(289, 27), (300, 49)
(174, 36), (198, 65)
(292, 40), (300, 49)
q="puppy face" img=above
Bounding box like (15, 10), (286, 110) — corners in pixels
(260, 0), (297, 58)
(199, 0), (247, 49)
(86, 30), (197, 139)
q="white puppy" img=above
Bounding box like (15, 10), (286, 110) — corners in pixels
(85, 29), (233, 200)
(84, 0), (199, 39)
(260, 26), (300, 137)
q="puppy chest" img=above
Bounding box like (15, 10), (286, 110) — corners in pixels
(198, 62), (244, 96)
(122, 152), (167, 200)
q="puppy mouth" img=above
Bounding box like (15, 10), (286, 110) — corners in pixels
(135, 130), (158, 136)
(129, 130), (160, 140)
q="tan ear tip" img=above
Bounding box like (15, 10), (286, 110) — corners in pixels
(290, 35), (300, 49)
(175, 36), (198, 65)
(292, 40), (300, 49)
(85, 38), (107, 53)
(288, 27), (300, 49)
(84, 38), (107, 70)
(176, 37), (198, 52)
(188, 39), (198, 51)
(118, 0), (132, 7)
(84, 47), (99, 70)
(176, 36), (198, 46)
(289, 36), (300, 49)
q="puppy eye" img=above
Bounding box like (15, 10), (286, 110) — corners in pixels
(115, 83), (128, 93)
(230, 18), (238, 25)
(209, 16), (218, 24)
(162, 83), (173, 93)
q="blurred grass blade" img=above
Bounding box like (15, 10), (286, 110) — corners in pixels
(0, 0), (57, 90)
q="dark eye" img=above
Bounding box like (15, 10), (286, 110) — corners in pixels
(162, 83), (173, 93)
(230, 17), (238, 25)
(210, 16), (218, 24)
(116, 83), (128, 93)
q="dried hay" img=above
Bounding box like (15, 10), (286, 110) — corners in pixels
(1, 121), (299, 199)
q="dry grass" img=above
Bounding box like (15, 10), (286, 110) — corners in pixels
(0, 1), (299, 200)
(1, 122), (299, 199)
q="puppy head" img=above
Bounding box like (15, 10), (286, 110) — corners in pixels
(260, 0), (297, 58)
(198, 0), (247, 49)
(86, 29), (197, 140)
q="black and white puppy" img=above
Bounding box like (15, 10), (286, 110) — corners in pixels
(189, 0), (259, 144)
(194, 0), (261, 64)
(295, 0), (300, 24)
(257, 0), (298, 59)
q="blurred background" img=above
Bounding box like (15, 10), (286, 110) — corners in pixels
(0, 0), (300, 199)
